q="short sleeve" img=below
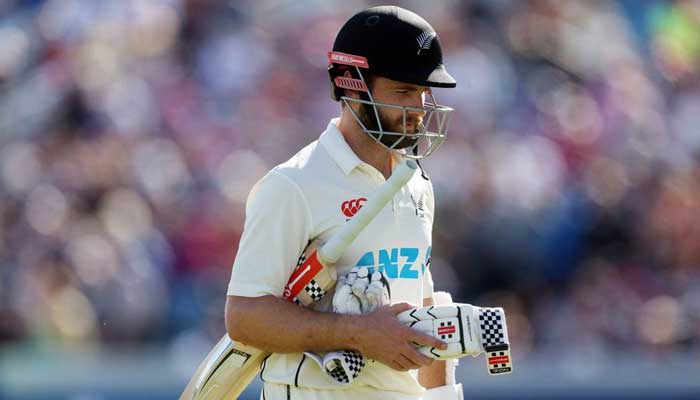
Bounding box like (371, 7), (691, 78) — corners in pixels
(227, 170), (313, 298)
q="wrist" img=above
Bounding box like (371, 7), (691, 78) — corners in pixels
(335, 313), (367, 352)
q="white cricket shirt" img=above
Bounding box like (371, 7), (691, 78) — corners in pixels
(227, 118), (436, 397)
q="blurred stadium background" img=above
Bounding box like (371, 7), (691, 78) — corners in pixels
(0, 0), (699, 399)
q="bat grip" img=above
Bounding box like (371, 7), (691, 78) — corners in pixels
(320, 160), (417, 263)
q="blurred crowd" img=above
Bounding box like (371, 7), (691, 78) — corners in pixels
(0, 0), (698, 369)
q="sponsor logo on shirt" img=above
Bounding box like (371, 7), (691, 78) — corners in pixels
(355, 246), (431, 280)
(341, 197), (367, 218)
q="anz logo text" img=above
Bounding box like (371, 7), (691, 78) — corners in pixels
(355, 246), (431, 279)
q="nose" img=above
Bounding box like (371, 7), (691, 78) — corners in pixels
(405, 93), (426, 123)
(407, 90), (426, 121)
(410, 91), (427, 112)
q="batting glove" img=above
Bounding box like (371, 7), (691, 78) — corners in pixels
(305, 267), (391, 385)
(397, 303), (513, 375)
(332, 267), (390, 314)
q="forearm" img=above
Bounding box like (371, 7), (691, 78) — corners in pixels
(418, 360), (447, 388)
(418, 294), (446, 388)
(225, 295), (363, 354)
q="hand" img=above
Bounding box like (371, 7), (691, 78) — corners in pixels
(354, 303), (448, 372)
(396, 303), (513, 374)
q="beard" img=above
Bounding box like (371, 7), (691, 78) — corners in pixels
(357, 103), (422, 149)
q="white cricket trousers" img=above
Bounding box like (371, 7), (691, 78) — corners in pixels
(260, 383), (420, 400)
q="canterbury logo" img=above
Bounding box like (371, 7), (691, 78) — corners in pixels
(416, 31), (436, 55)
(341, 197), (367, 218)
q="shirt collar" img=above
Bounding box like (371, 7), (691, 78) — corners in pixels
(319, 118), (364, 175)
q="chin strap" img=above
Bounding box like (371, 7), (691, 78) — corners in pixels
(413, 147), (430, 180)
(416, 159), (430, 180)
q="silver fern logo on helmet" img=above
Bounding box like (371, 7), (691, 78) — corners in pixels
(416, 31), (436, 55)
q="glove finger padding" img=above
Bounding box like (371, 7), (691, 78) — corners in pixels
(345, 269), (358, 285)
(397, 304), (513, 375)
(315, 269), (391, 385)
(332, 283), (362, 315)
(333, 269), (390, 315)
(350, 267), (370, 312)
(364, 271), (390, 313)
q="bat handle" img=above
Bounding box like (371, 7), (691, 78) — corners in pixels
(320, 160), (417, 263)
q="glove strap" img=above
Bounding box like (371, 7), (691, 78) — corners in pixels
(478, 308), (513, 375)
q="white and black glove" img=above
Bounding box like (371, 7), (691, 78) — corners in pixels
(305, 267), (390, 385)
(420, 292), (464, 400)
(398, 303), (513, 375)
(302, 349), (366, 385)
(332, 266), (391, 315)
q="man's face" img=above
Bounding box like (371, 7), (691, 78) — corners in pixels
(352, 76), (430, 148)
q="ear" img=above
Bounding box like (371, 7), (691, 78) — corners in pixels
(343, 88), (362, 100)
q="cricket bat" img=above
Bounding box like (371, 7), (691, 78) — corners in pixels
(180, 160), (418, 400)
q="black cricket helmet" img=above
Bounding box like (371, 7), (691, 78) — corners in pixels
(328, 6), (456, 159)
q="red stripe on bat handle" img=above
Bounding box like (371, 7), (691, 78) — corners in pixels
(283, 251), (323, 301)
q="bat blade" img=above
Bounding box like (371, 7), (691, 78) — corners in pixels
(180, 336), (266, 400)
